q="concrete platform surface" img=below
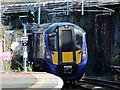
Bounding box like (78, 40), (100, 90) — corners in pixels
(0, 72), (63, 89)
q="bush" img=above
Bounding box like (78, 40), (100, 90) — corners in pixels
(7, 60), (33, 72)
(112, 54), (120, 65)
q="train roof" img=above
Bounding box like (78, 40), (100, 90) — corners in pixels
(27, 22), (86, 34)
(27, 23), (52, 33)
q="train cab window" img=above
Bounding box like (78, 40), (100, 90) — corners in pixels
(75, 29), (83, 50)
(61, 30), (73, 52)
(48, 33), (57, 51)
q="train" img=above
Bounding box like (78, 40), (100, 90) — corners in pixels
(27, 22), (88, 81)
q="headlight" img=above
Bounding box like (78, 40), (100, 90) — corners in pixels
(47, 55), (50, 59)
(82, 53), (86, 59)
(82, 46), (87, 59)
(46, 52), (51, 61)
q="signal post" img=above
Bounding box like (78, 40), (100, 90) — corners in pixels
(22, 24), (28, 72)
(20, 9), (36, 72)
(19, 15), (28, 72)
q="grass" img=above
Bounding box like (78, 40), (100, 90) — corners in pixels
(6, 60), (33, 72)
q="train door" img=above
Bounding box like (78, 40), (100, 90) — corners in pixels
(58, 25), (76, 65)
(28, 33), (44, 70)
(28, 33), (34, 62)
(74, 28), (83, 64)
(48, 33), (58, 65)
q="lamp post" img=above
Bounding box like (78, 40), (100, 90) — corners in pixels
(66, 0), (69, 22)
(82, 0), (84, 15)
(38, 0), (41, 25)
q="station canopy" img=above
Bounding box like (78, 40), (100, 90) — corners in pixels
(2, 0), (69, 3)
(1, 0), (120, 14)
(1, 0), (120, 3)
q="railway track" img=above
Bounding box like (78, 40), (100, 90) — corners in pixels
(81, 77), (120, 89)
(62, 77), (120, 90)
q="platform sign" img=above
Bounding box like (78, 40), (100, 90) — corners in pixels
(21, 37), (28, 46)
(1, 52), (11, 61)
(21, 37), (28, 42)
(23, 51), (28, 58)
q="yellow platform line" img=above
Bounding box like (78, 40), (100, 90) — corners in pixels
(26, 73), (46, 89)
(25, 72), (63, 89)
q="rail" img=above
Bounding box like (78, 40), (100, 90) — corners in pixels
(62, 77), (120, 90)
(80, 77), (120, 89)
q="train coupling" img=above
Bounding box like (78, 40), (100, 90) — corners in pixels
(63, 66), (72, 74)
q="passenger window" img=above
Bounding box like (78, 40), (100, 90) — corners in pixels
(75, 34), (82, 49)
(48, 34), (57, 51)
(75, 28), (83, 50)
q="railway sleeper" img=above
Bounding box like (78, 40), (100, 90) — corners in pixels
(82, 80), (120, 90)
(78, 80), (108, 90)
(83, 77), (120, 86)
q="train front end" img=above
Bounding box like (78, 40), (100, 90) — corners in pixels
(44, 23), (87, 81)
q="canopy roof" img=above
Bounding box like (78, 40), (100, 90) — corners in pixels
(1, 0), (120, 3)
(1, 0), (120, 14)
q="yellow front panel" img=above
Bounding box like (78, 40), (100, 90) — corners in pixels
(76, 50), (82, 64)
(62, 52), (73, 63)
(52, 51), (58, 65)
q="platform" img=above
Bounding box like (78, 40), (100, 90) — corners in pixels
(1, 72), (63, 89)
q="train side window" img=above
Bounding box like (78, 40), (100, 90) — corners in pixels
(75, 34), (82, 49)
(48, 33), (57, 51)
(75, 29), (83, 50)
(37, 34), (40, 58)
